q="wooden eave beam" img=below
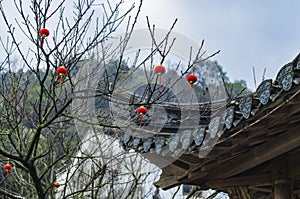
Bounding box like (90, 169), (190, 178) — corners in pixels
(204, 123), (300, 180)
(206, 174), (271, 189)
(158, 123), (300, 189)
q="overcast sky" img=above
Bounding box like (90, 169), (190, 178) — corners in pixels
(1, 0), (300, 91)
(128, 0), (300, 91)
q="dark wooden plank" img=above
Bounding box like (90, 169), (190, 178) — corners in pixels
(204, 123), (300, 179)
(207, 174), (270, 189)
(178, 154), (203, 165)
(288, 150), (300, 178)
(248, 186), (272, 193)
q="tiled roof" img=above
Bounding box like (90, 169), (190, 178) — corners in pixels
(107, 53), (300, 193)
(152, 53), (300, 190)
(118, 53), (300, 159)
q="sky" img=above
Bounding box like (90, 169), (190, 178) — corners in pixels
(126, 0), (300, 91)
(1, 0), (300, 91)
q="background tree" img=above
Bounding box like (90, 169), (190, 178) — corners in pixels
(195, 60), (250, 100)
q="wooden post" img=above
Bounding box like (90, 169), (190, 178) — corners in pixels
(271, 156), (292, 199)
(273, 180), (291, 199)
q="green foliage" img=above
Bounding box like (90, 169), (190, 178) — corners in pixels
(195, 60), (250, 99)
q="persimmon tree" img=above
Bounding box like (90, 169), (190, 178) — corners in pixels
(0, 0), (235, 198)
(0, 0), (153, 198)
